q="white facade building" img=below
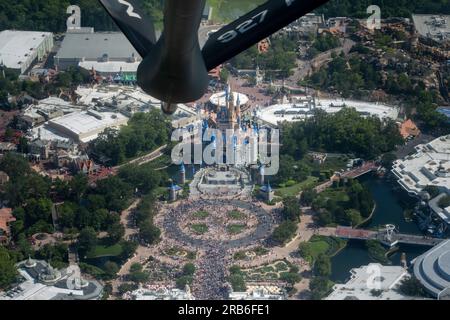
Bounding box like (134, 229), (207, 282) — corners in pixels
(413, 239), (450, 299)
(392, 135), (450, 197)
(229, 285), (286, 300)
(0, 30), (54, 74)
(124, 285), (194, 300)
(326, 264), (411, 300)
(48, 111), (128, 143)
(256, 98), (399, 127)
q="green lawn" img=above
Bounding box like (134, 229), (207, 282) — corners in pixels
(87, 244), (123, 259)
(228, 210), (245, 220)
(318, 188), (350, 203)
(190, 224), (209, 235)
(207, 0), (265, 22)
(298, 236), (347, 264)
(227, 224), (246, 235)
(275, 176), (319, 198)
(193, 211), (210, 219)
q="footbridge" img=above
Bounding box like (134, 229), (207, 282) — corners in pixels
(323, 225), (444, 247)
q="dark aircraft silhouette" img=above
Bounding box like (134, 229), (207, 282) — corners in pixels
(99, 0), (330, 114)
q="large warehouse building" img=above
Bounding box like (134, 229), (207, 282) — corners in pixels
(0, 30), (54, 74)
(54, 30), (141, 76)
(47, 110), (128, 143)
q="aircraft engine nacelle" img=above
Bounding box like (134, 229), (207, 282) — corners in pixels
(137, 0), (208, 109)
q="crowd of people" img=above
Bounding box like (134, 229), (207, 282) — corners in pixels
(158, 199), (277, 299)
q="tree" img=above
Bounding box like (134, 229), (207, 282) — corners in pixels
(381, 153), (397, 169)
(219, 68), (229, 83)
(77, 227), (97, 256)
(343, 209), (362, 227)
(24, 197), (53, 227)
(130, 263), (143, 273)
(57, 202), (77, 229)
(182, 263), (196, 276)
(310, 277), (332, 300)
(176, 275), (193, 289)
(314, 254), (332, 277)
(0, 247), (17, 290)
(280, 271), (302, 285)
(106, 222), (125, 245)
(69, 174), (88, 201)
(282, 197), (301, 222)
(301, 189), (317, 206)
(129, 271), (149, 283)
(35, 243), (68, 269)
(119, 241), (138, 260)
(272, 220), (297, 244)
(95, 176), (133, 212)
(398, 276), (427, 297)
(103, 261), (119, 279)
(228, 266), (246, 292)
(139, 220), (161, 245)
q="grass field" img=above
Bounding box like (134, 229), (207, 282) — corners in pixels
(207, 0), (265, 22)
(228, 210), (245, 220)
(298, 235), (347, 264)
(275, 176), (320, 198)
(318, 188), (350, 203)
(87, 243), (123, 259)
(191, 224), (209, 235)
(193, 211), (210, 219)
(227, 224), (246, 235)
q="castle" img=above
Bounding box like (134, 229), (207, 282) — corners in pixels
(215, 83), (242, 133)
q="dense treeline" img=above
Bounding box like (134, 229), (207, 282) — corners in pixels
(230, 35), (298, 77)
(282, 108), (404, 160)
(89, 110), (171, 166)
(271, 197), (301, 244)
(307, 52), (449, 132)
(1, 66), (91, 110)
(0, 147), (168, 288)
(315, 0), (450, 18)
(0, 0), (164, 32)
(307, 33), (341, 59)
(311, 179), (375, 227)
(0, 0), (448, 34)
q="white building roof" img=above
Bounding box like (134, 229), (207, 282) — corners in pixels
(413, 239), (450, 298)
(78, 61), (140, 73)
(48, 111), (128, 143)
(392, 135), (450, 196)
(257, 98), (399, 126)
(209, 91), (249, 108)
(56, 32), (141, 61)
(0, 30), (53, 70)
(229, 285), (286, 300)
(412, 14), (450, 42)
(326, 263), (410, 300)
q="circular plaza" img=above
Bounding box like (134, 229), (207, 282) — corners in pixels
(161, 199), (275, 250)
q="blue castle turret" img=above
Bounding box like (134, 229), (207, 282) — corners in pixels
(168, 181), (182, 202)
(260, 180), (274, 203)
(259, 165), (265, 185)
(179, 163), (186, 185)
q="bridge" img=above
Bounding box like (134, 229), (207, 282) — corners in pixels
(340, 161), (380, 179)
(324, 225), (444, 247)
(313, 162), (380, 193)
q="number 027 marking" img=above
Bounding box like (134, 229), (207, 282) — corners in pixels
(217, 10), (268, 43)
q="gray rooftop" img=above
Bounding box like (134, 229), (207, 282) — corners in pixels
(413, 239), (450, 298)
(55, 32), (141, 61)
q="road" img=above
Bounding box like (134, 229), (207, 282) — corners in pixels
(281, 38), (356, 88)
(198, 24), (225, 48)
(394, 134), (435, 159)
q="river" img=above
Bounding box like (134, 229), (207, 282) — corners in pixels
(330, 175), (430, 283)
